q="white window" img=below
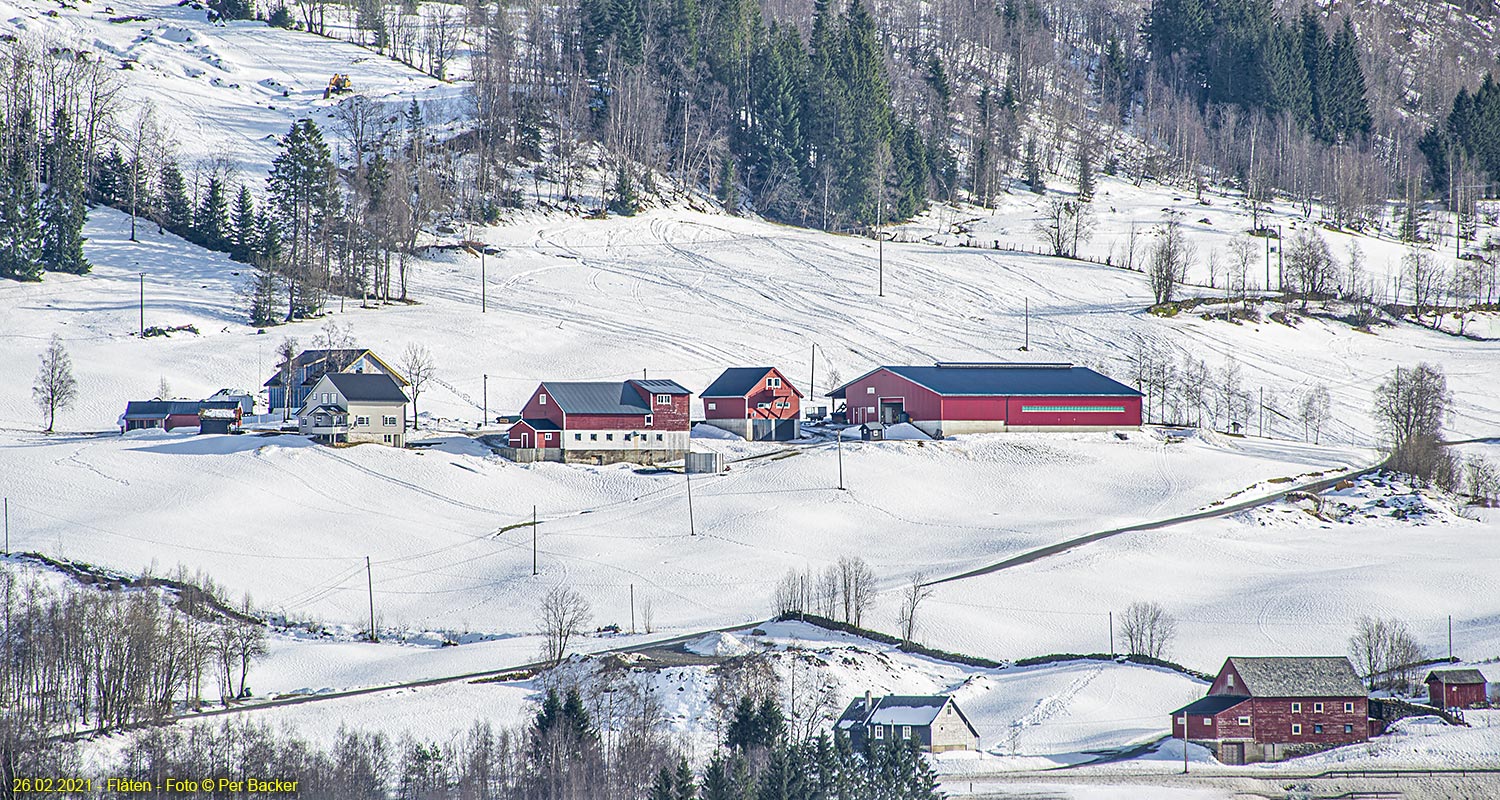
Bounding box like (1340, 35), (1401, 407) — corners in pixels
(539, 393), (547, 405)
(1313, 703), (1323, 713)
(645, 414), (654, 427)
(1291, 702), (1301, 713)
(1343, 724), (1353, 734)
(1343, 702), (1354, 713)
(1202, 717), (1213, 725)
(866, 406), (876, 414)
(866, 386), (876, 395)
(656, 394), (672, 406)
(757, 402), (772, 409)
(901, 725), (911, 739)
(775, 399), (790, 408)
(1227, 675), (1235, 689)
(1314, 724), (1323, 734)
(356, 416), (370, 426)
(1176, 716), (1186, 725)
(768, 377), (782, 388)
(1291, 724), (1301, 735)
(544, 432), (553, 441)
(383, 415), (397, 427)
(383, 434), (392, 443)
(873, 726), (885, 740)
(1238, 716), (1250, 726)
(707, 402), (716, 411)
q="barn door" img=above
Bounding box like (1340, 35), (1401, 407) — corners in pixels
(1222, 742), (1244, 765)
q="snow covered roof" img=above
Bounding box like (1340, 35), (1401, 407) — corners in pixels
(1425, 669), (1486, 685)
(702, 367), (802, 398)
(1225, 656), (1366, 698)
(836, 694), (972, 731)
(123, 400), (204, 418)
(541, 380), (689, 415)
(826, 363), (1142, 399)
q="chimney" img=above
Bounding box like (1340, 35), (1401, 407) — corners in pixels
(865, 690), (874, 711)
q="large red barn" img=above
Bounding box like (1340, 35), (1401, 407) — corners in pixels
(1171, 656), (1371, 764)
(826, 362), (1142, 436)
(508, 379), (691, 465)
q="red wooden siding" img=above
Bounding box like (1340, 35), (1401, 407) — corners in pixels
(704, 397), (748, 419)
(1428, 680), (1487, 709)
(939, 396), (1007, 421)
(520, 385), (565, 427)
(629, 385), (691, 429)
(843, 372), (941, 425)
(1245, 697), (1368, 745)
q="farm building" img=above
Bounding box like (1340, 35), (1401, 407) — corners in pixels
(1425, 669), (1488, 710)
(120, 399), (245, 433)
(835, 692), (979, 753)
(265, 349), (407, 417)
(825, 362), (1142, 436)
(508, 379), (691, 465)
(1171, 656), (1370, 764)
(700, 367), (803, 441)
(297, 373), (409, 447)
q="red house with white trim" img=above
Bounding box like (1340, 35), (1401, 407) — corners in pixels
(1171, 656), (1370, 764)
(826, 362), (1141, 437)
(508, 379), (691, 465)
(701, 367), (803, 441)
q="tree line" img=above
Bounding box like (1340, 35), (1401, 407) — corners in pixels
(0, 565), (267, 778)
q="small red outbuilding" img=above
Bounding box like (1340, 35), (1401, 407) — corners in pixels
(1425, 669), (1488, 710)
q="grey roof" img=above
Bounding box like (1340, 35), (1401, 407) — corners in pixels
(1171, 695), (1250, 717)
(1425, 669), (1486, 685)
(826, 362), (1142, 399)
(326, 373), (409, 403)
(634, 379), (691, 395)
(1226, 657), (1366, 698)
(123, 400), (204, 418)
(542, 380), (688, 415)
(516, 418), (562, 431)
(702, 367), (802, 398)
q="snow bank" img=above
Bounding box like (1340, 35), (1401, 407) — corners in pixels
(684, 632), (752, 657)
(883, 422), (931, 440)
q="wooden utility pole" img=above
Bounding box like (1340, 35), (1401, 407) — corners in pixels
(366, 556), (376, 643)
(877, 197), (885, 297)
(630, 584), (636, 634)
(481, 247), (487, 313)
(1024, 298), (1030, 351)
(532, 505), (538, 576)
(686, 470), (696, 536)
(837, 429), (844, 490)
(139, 273), (145, 336)
(1108, 611), (1113, 656)
(482, 374), (488, 428)
(1449, 615), (1453, 662)
(3, 497), (8, 554)
(808, 344), (816, 405)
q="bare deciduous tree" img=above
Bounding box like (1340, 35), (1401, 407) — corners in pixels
(1148, 216), (1193, 305)
(1298, 383), (1332, 444)
(897, 572), (933, 644)
(1349, 616), (1426, 694)
(400, 342), (436, 429)
(837, 556), (876, 627)
(1286, 229), (1335, 309)
(275, 336), (300, 420)
(33, 335), (77, 433)
(1373, 363), (1454, 484)
(1119, 601), (1176, 659)
(540, 586), (592, 666)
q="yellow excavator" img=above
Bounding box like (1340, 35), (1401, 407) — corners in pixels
(323, 73), (353, 99)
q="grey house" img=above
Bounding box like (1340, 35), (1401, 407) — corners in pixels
(297, 373), (409, 447)
(835, 693), (980, 753)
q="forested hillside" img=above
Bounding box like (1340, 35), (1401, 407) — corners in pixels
(3, 0), (1500, 305)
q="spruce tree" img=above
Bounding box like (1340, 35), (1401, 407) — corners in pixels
(231, 184), (257, 262)
(1023, 137), (1045, 194)
(158, 159), (192, 236)
(834, 0), (894, 226)
(40, 111), (90, 275)
(195, 175), (230, 251)
(0, 107), (44, 282)
(649, 767), (675, 800)
(90, 147), (128, 207)
(673, 758), (696, 800)
(1076, 141), (1095, 202)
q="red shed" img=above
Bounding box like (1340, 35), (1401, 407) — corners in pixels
(508, 379), (691, 465)
(701, 367), (803, 441)
(1425, 669), (1488, 710)
(1171, 656), (1370, 765)
(826, 362), (1142, 436)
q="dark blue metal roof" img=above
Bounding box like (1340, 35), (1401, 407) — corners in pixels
(826, 363), (1142, 399)
(123, 400), (204, 418)
(634, 379), (691, 395)
(1171, 695), (1250, 717)
(701, 367), (801, 398)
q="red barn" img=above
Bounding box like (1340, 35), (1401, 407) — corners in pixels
(1425, 669), (1488, 710)
(826, 362), (1142, 436)
(701, 367), (803, 441)
(508, 379), (691, 465)
(1171, 656), (1370, 765)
